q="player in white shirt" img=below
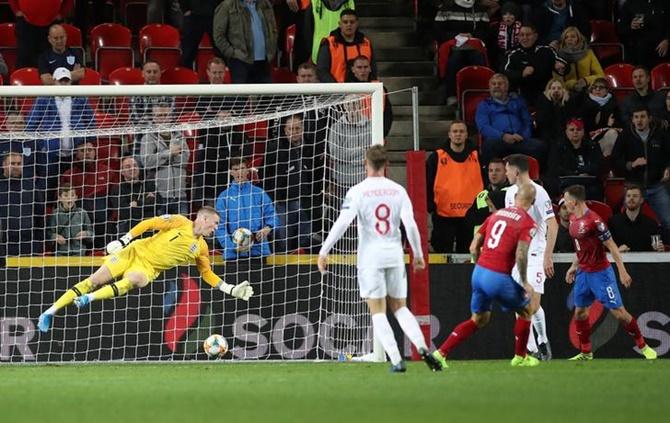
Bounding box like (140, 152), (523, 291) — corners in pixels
(317, 145), (441, 372)
(504, 154), (558, 360)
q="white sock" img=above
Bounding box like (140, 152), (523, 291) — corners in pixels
(532, 306), (548, 344)
(371, 313), (402, 365)
(371, 332), (387, 362)
(526, 322), (538, 353)
(394, 306), (428, 351)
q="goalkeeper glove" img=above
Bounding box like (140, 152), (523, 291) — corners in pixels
(218, 280), (254, 301)
(106, 233), (133, 254)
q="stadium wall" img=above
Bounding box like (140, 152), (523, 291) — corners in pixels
(1, 260), (669, 361)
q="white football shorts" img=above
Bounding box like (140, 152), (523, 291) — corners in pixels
(512, 253), (546, 294)
(357, 266), (407, 299)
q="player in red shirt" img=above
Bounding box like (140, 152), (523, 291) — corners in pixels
(431, 183), (541, 369)
(563, 185), (657, 360)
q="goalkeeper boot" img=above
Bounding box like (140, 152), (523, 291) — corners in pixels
(420, 348), (443, 372)
(74, 295), (91, 309)
(431, 350), (448, 370)
(37, 313), (53, 333)
(389, 360), (407, 373)
(510, 355), (540, 367)
(640, 345), (657, 360)
(568, 352), (594, 361)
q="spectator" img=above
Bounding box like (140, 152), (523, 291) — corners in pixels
(0, 112), (38, 178)
(432, 0), (489, 105)
(609, 184), (664, 252)
(612, 105), (670, 243)
(492, 2), (522, 71)
(148, 0), (183, 28)
(0, 151), (44, 256)
(0, 51), (7, 78)
(46, 183), (93, 255)
(316, 9), (376, 83)
(426, 120), (484, 253)
(464, 157), (509, 236)
(327, 96), (371, 189)
(554, 197), (574, 252)
(215, 158), (278, 260)
(263, 115), (317, 253)
(475, 73), (546, 165)
(10, 0), (73, 68)
(213, 0), (277, 84)
(658, 89), (670, 130)
(38, 24), (84, 85)
(108, 156), (159, 235)
(533, 0), (590, 49)
(25, 68), (95, 194)
(347, 55), (394, 138)
(61, 141), (118, 247)
(130, 61), (175, 129)
(545, 118), (603, 199)
(620, 66), (665, 123)
(295, 61), (329, 146)
(296, 61), (319, 83)
(618, 0), (670, 68)
(556, 26), (604, 94)
(535, 78), (580, 142)
(179, 0), (222, 68)
(576, 77), (621, 157)
(138, 103), (191, 215)
(504, 24), (566, 107)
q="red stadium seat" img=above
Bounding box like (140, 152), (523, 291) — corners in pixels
(590, 20), (624, 65)
(272, 67), (297, 83)
(651, 63), (670, 91)
(61, 23), (84, 62)
(456, 65), (494, 118)
(604, 177), (625, 210)
(437, 38), (489, 80)
(604, 63), (635, 103)
(586, 200), (613, 222)
(161, 66), (199, 84)
(0, 23), (18, 76)
(285, 24), (296, 71)
(139, 24), (182, 70)
(641, 202), (660, 224)
(108, 67), (144, 85)
(461, 90), (489, 125)
(195, 33), (214, 82)
(527, 155), (540, 181)
(80, 68), (102, 85)
(90, 23), (134, 82)
(9, 67), (41, 113)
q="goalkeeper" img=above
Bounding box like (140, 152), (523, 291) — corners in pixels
(38, 206), (253, 333)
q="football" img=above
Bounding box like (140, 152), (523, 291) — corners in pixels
(203, 334), (229, 358)
(232, 227), (254, 252)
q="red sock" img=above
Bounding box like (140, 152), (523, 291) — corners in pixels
(575, 319), (592, 353)
(623, 317), (646, 349)
(438, 319), (478, 357)
(514, 318), (531, 357)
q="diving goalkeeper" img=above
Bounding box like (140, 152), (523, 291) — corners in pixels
(38, 206), (254, 333)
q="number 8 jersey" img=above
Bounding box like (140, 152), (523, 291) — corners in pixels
(331, 176), (423, 269)
(477, 207), (537, 274)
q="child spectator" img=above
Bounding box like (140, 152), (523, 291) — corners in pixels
(493, 2), (522, 70)
(47, 184), (93, 256)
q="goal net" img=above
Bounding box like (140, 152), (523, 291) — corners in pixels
(0, 82), (384, 362)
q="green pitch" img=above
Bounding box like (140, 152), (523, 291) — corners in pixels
(1, 360), (668, 423)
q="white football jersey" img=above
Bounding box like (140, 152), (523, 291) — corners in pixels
(505, 181), (554, 254)
(336, 177), (421, 269)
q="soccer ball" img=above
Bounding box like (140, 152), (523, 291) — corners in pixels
(203, 334), (228, 358)
(232, 227), (253, 252)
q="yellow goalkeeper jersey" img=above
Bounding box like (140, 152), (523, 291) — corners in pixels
(127, 214), (221, 287)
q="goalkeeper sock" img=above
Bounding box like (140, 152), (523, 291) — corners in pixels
(371, 313), (402, 366)
(89, 279), (133, 302)
(47, 278), (94, 315)
(394, 306), (428, 351)
(532, 306), (549, 344)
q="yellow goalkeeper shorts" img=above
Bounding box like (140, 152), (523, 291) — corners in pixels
(103, 243), (159, 282)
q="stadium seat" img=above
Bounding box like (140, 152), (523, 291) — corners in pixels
(0, 23), (18, 76)
(90, 23), (134, 82)
(9, 67), (41, 113)
(604, 177), (625, 210)
(586, 200), (613, 222)
(108, 67), (144, 85)
(285, 24), (296, 71)
(437, 38), (489, 80)
(120, 0), (149, 35)
(590, 20), (624, 65)
(139, 24), (182, 70)
(61, 23), (85, 63)
(272, 67), (297, 83)
(651, 63), (670, 91)
(604, 63), (635, 103)
(80, 68), (102, 85)
(456, 65), (494, 120)
(195, 33), (214, 82)
(527, 156), (540, 181)
(161, 66), (199, 84)
(461, 90), (489, 126)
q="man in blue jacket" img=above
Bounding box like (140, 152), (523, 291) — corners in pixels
(475, 73), (546, 166)
(215, 157), (279, 260)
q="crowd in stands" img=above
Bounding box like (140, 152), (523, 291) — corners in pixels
(1, 0), (669, 257)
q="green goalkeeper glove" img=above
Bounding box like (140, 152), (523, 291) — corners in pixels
(218, 280), (254, 301)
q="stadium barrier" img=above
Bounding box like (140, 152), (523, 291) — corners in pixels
(1, 257), (669, 362)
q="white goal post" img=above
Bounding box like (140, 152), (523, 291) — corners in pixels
(0, 82), (386, 362)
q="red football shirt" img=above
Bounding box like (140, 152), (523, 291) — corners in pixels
(477, 206), (536, 274)
(569, 209), (612, 272)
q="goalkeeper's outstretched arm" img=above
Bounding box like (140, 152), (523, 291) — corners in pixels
(196, 241), (254, 301)
(106, 215), (189, 254)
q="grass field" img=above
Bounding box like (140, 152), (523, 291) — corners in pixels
(1, 360), (668, 423)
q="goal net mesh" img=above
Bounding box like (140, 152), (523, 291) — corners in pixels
(0, 87), (380, 362)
